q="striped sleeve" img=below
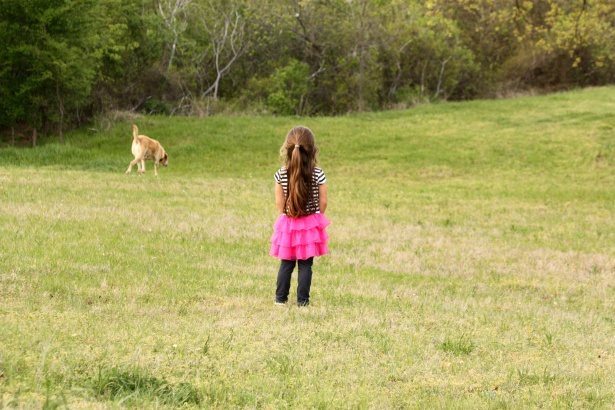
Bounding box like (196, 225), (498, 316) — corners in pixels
(315, 167), (326, 185)
(274, 167), (287, 184)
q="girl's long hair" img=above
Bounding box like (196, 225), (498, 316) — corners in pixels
(280, 126), (319, 218)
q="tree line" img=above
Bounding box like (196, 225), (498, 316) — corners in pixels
(1, 0), (613, 142)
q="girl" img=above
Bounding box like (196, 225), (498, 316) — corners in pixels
(270, 126), (329, 306)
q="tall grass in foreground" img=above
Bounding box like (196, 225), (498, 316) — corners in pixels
(1, 87), (614, 408)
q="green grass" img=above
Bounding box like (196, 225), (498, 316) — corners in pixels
(1, 87), (614, 408)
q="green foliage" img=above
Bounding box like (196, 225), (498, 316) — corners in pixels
(499, 0), (615, 88)
(267, 59), (310, 115)
(0, 0), (128, 133)
(1, 0), (615, 132)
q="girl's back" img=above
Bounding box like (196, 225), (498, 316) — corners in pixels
(269, 126), (330, 306)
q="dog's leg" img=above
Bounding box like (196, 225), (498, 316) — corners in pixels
(139, 159), (145, 174)
(154, 162), (159, 176)
(126, 158), (140, 174)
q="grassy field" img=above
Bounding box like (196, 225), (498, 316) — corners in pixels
(1, 87), (614, 409)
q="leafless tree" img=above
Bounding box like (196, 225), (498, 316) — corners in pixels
(435, 56), (452, 98)
(158, 0), (192, 71)
(200, 1), (249, 100)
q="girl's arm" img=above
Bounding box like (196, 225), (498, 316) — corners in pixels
(319, 183), (328, 214)
(275, 183), (286, 214)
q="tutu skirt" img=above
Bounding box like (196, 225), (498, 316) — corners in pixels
(270, 213), (330, 260)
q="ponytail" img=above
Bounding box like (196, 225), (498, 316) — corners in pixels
(280, 126), (318, 218)
(285, 146), (314, 217)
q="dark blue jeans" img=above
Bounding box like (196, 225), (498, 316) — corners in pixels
(276, 258), (313, 306)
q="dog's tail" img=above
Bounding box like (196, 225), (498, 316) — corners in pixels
(132, 124), (139, 142)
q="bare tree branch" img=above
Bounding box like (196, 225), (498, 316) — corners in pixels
(158, 0), (192, 71)
(435, 57), (452, 98)
(200, 2), (248, 99)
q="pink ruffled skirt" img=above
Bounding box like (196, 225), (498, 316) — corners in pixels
(270, 213), (330, 260)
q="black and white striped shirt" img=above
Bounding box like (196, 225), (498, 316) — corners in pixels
(275, 166), (326, 214)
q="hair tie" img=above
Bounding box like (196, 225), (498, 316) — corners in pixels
(295, 144), (300, 148)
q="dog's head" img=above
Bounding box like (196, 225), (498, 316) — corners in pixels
(161, 152), (169, 167)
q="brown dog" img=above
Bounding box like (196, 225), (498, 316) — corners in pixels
(126, 124), (168, 176)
